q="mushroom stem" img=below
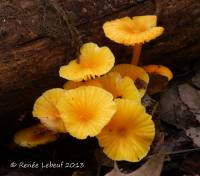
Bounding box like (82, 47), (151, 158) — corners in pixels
(131, 43), (143, 65)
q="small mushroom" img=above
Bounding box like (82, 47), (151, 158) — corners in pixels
(103, 16), (164, 65)
(32, 88), (66, 133)
(143, 64), (173, 81)
(64, 72), (141, 103)
(57, 86), (116, 139)
(97, 99), (155, 162)
(59, 42), (115, 81)
(112, 64), (149, 97)
(14, 124), (59, 148)
(99, 72), (141, 103)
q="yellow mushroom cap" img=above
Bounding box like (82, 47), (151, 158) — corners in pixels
(14, 124), (59, 148)
(103, 16), (164, 46)
(32, 88), (66, 133)
(112, 64), (149, 97)
(99, 72), (141, 103)
(59, 43), (115, 81)
(63, 79), (103, 90)
(97, 99), (155, 162)
(57, 86), (117, 139)
(143, 65), (173, 81)
(63, 72), (141, 102)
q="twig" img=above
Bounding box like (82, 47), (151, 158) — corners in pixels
(148, 147), (200, 158)
(165, 148), (200, 155)
(96, 164), (102, 176)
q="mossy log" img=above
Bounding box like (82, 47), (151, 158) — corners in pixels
(0, 0), (200, 139)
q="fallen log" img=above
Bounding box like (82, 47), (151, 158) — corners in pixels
(0, 0), (200, 139)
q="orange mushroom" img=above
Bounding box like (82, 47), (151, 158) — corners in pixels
(112, 64), (149, 97)
(97, 99), (155, 162)
(143, 65), (173, 81)
(103, 16), (164, 65)
(59, 42), (115, 81)
(14, 124), (59, 148)
(32, 88), (66, 133)
(99, 72), (141, 102)
(57, 86), (116, 139)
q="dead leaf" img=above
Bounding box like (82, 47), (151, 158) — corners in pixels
(160, 86), (198, 130)
(142, 94), (158, 116)
(191, 70), (200, 89)
(104, 162), (123, 176)
(105, 152), (165, 176)
(130, 153), (165, 176)
(186, 127), (200, 147)
(178, 84), (200, 123)
(181, 152), (200, 174)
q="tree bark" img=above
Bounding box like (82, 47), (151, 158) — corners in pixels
(0, 0), (200, 139)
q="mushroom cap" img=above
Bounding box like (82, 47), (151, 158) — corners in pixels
(57, 86), (116, 139)
(59, 43), (115, 81)
(103, 16), (164, 45)
(99, 72), (141, 102)
(32, 88), (66, 133)
(112, 64), (149, 97)
(14, 124), (59, 148)
(97, 99), (155, 162)
(64, 72), (141, 103)
(143, 65), (173, 81)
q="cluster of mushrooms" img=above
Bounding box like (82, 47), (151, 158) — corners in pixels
(14, 15), (173, 162)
